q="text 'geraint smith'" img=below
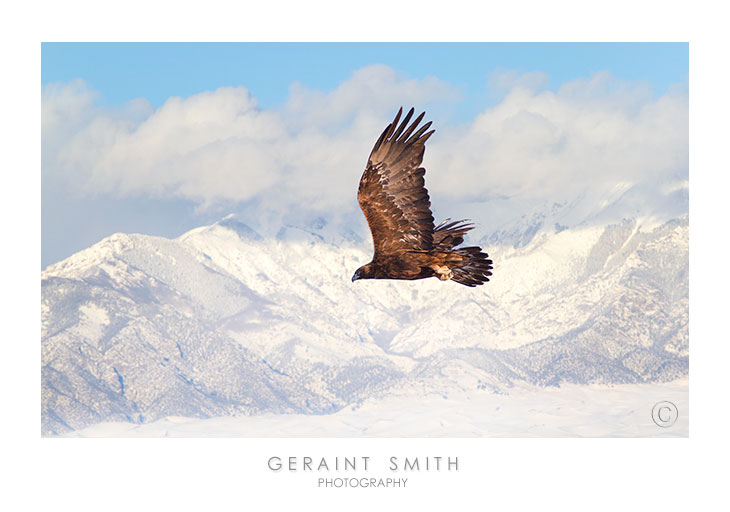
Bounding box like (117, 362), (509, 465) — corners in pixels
(267, 456), (459, 471)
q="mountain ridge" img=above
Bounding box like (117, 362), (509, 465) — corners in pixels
(41, 214), (688, 435)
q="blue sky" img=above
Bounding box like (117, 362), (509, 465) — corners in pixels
(41, 43), (688, 268)
(42, 42), (687, 117)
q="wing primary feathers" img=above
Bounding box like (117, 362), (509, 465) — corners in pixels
(390, 107), (415, 140)
(398, 111), (426, 142)
(373, 123), (391, 152)
(384, 107), (403, 141)
(405, 122), (434, 146)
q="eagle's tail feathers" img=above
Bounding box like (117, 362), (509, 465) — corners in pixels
(448, 246), (493, 287)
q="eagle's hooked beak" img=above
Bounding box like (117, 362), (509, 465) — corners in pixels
(351, 272), (359, 282)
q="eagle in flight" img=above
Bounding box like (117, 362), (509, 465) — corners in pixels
(352, 107), (493, 287)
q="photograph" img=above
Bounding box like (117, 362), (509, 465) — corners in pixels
(41, 42), (688, 438)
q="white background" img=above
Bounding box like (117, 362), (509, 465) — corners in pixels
(4, 0), (728, 510)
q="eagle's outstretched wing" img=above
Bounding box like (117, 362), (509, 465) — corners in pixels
(357, 107), (436, 258)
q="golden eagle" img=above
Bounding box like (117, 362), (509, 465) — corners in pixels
(352, 107), (493, 287)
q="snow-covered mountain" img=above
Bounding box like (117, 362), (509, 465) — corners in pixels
(41, 213), (688, 435)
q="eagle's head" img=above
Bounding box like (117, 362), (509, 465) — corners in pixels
(352, 263), (375, 282)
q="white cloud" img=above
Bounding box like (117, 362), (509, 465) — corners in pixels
(42, 67), (688, 227)
(487, 69), (550, 95)
(284, 65), (459, 132)
(428, 72), (687, 208)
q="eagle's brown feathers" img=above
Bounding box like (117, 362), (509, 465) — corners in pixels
(353, 108), (493, 287)
(357, 107), (435, 256)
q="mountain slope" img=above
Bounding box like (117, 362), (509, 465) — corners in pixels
(41, 215), (688, 435)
